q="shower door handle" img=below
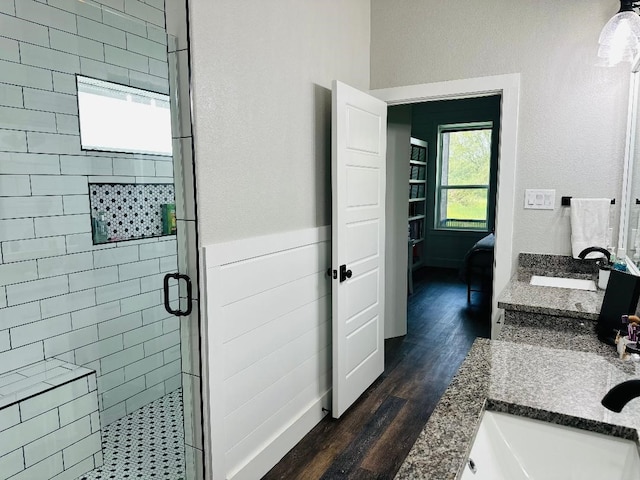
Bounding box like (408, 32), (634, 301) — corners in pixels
(163, 273), (193, 317)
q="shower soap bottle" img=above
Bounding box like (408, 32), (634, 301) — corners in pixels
(93, 211), (109, 244)
(161, 203), (176, 235)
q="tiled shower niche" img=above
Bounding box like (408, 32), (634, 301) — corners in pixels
(89, 183), (176, 244)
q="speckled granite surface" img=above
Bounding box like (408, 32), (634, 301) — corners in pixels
(497, 254), (604, 321)
(498, 321), (631, 364)
(395, 339), (640, 480)
(504, 310), (596, 331)
(396, 253), (638, 479)
(497, 276), (604, 320)
(518, 252), (600, 276)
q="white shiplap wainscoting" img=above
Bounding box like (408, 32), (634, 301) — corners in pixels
(204, 227), (332, 480)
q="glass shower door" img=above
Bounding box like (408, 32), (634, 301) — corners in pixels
(0, 2), (203, 479)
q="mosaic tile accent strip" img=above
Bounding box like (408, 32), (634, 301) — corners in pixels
(78, 389), (186, 480)
(89, 183), (175, 244)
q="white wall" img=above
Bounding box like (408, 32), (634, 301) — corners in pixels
(188, 3), (371, 476)
(371, 0), (630, 257)
(189, 0), (371, 245)
(385, 106), (411, 338)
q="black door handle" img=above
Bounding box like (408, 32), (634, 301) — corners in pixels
(163, 273), (193, 317)
(339, 264), (352, 282)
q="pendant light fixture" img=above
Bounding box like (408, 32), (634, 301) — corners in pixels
(598, 1), (640, 65)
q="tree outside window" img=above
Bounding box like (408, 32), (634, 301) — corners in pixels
(436, 123), (492, 231)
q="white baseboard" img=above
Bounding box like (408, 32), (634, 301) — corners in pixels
(229, 393), (331, 480)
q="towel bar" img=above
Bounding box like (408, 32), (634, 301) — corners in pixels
(561, 196), (615, 207)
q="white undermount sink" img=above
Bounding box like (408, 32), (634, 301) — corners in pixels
(460, 411), (640, 480)
(530, 275), (597, 291)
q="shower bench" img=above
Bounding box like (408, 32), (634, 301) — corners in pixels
(0, 359), (103, 479)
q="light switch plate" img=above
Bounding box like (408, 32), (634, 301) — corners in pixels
(524, 189), (555, 210)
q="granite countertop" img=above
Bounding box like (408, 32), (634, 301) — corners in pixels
(395, 338), (640, 480)
(497, 323), (624, 359)
(497, 271), (605, 320)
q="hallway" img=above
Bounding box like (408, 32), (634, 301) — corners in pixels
(262, 267), (491, 479)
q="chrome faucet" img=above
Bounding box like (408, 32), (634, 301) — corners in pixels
(578, 246), (611, 263)
(601, 380), (640, 412)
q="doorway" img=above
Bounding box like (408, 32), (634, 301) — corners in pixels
(376, 74), (521, 339)
(411, 95), (500, 270)
(396, 95), (501, 335)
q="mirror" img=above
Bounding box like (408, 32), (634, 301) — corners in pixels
(620, 55), (640, 272)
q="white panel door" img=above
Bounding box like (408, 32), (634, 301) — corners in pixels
(331, 80), (387, 418)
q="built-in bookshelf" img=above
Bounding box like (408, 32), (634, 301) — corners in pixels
(409, 137), (427, 270)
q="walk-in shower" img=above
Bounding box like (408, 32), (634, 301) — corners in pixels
(0, 1), (203, 478)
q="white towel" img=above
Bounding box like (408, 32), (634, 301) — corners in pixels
(636, 210), (640, 253)
(570, 198), (611, 259)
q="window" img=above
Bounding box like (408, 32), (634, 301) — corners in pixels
(77, 75), (172, 156)
(436, 123), (492, 231)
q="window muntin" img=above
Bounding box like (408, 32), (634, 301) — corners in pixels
(436, 123), (492, 231)
(77, 75), (172, 156)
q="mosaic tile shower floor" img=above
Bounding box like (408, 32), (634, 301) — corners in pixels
(78, 389), (186, 479)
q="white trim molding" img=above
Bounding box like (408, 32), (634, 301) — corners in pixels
(372, 74), (521, 337)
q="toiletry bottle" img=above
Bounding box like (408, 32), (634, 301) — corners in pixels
(613, 256), (628, 272)
(598, 260), (611, 290)
(161, 204), (177, 235)
(169, 204), (176, 234)
(92, 215), (98, 244)
(93, 211), (108, 244)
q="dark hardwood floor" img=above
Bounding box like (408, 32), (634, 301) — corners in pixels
(262, 267), (491, 480)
